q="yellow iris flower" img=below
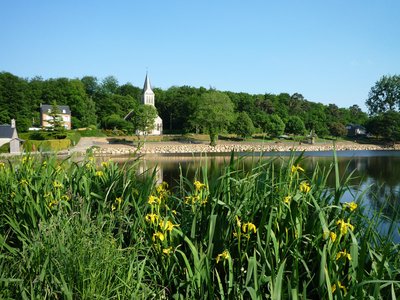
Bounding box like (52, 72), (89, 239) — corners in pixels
(343, 202), (358, 211)
(152, 232), (165, 242)
(299, 181), (311, 193)
(163, 247), (173, 256)
(336, 219), (354, 235)
(148, 195), (160, 205)
(332, 281), (347, 294)
(330, 231), (337, 242)
(194, 180), (206, 191)
(160, 220), (179, 232)
(216, 250), (230, 263)
(145, 213), (159, 224)
(242, 222), (257, 234)
(291, 164), (305, 173)
(336, 249), (352, 261)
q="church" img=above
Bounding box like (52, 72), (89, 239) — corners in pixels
(141, 73), (163, 135)
(125, 73), (163, 135)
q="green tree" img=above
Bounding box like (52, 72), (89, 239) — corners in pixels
(118, 83), (141, 101)
(81, 76), (99, 98)
(366, 111), (400, 143)
(80, 97), (98, 127)
(329, 122), (347, 137)
(67, 79), (97, 127)
(47, 101), (66, 135)
(156, 86), (205, 133)
(131, 105), (158, 138)
(233, 111), (255, 139)
(102, 114), (133, 132)
(192, 91), (234, 146)
(348, 104), (368, 125)
(325, 103), (348, 126)
(101, 76), (119, 95)
(366, 75), (400, 114)
(0, 72), (31, 131)
(285, 116), (306, 135)
(304, 103), (329, 137)
(263, 114), (285, 137)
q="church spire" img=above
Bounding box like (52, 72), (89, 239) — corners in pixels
(143, 72), (152, 93)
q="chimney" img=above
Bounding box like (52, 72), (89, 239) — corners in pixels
(11, 119), (16, 128)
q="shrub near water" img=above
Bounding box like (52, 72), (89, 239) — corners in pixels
(0, 153), (399, 299)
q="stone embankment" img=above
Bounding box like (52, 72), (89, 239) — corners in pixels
(89, 141), (396, 156)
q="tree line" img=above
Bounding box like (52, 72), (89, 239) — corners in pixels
(2, 71), (398, 141)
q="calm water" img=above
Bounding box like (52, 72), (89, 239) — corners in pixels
(111, 150), (400, 242)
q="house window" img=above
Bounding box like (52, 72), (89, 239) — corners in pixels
(48, 109), (51, 113)
(62, 109), (66, 113)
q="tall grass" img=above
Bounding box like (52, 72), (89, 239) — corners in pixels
(0, 152), (399, 299)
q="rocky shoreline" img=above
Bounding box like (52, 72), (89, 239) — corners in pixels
(89, 141), (398, 157)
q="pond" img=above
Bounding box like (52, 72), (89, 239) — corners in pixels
(107, 150), (400, 242)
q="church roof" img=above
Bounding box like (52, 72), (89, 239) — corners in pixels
(143, 73), (153, 92)
(0, 124), (16, 139)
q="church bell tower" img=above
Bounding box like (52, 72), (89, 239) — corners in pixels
(142, 73), (155, 106)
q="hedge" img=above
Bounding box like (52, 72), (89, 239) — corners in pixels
(24, 139), (71, 152)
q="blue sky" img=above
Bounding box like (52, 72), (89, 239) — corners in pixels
(1, 1), (399, 111)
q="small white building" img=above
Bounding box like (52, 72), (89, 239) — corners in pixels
(0, 119), (23, 153)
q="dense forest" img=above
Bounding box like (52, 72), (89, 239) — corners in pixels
(0, 71), (374, 137)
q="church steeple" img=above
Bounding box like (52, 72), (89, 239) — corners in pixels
(142, 72), (155, 106)
(143, 72), (152, 92)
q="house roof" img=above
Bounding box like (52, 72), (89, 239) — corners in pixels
(346, 124), (365, 129)
(40, 104), (71, 114)
(0, 124), (16, 139)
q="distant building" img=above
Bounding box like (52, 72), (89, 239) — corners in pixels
(142, 73), (162, 135)
(346, 124), (366, 137)
(40, 104), (72, 130)
(0, 119), (23, 153)
(125, 73), (163, 135)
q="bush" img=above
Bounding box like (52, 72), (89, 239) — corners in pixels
(23, 139), (71, 152)
(102, 114), (133, 132)
(78, 129), (107, 137)
(28, 131), (47, 140)
(0, 143), (10, 153)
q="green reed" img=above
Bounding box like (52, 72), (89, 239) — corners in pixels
(0, 152), (399, 299)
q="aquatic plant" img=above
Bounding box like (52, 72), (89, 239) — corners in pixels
(0, 152), (399, 299)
